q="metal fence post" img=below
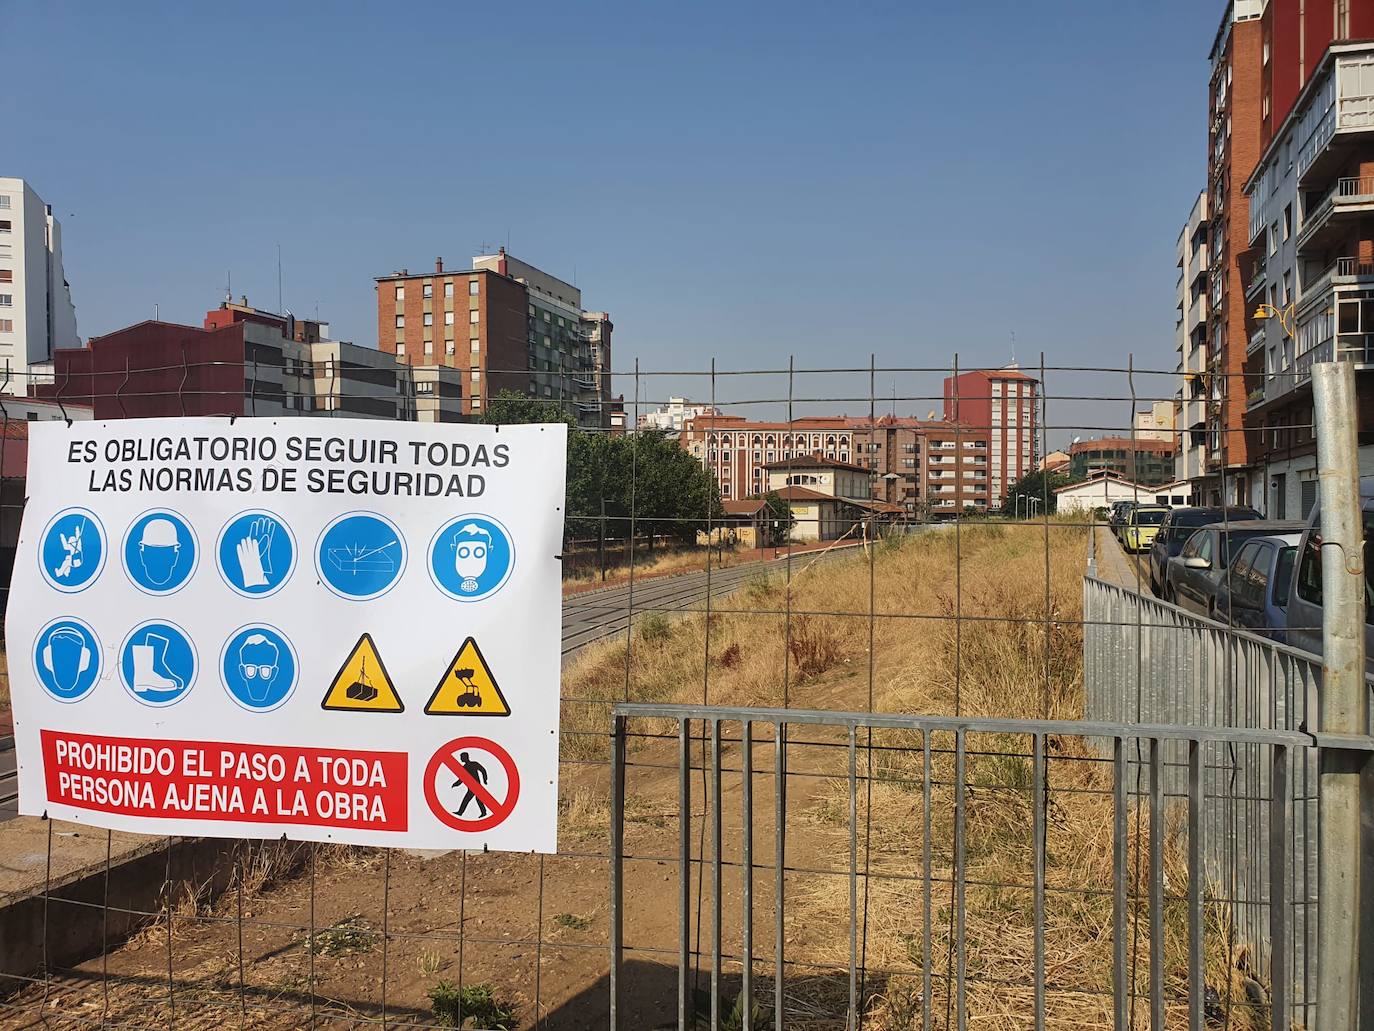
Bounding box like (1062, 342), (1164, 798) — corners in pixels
(1312, 360), (1369, 1029)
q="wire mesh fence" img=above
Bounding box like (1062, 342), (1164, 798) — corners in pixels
(0, 352), (1362, 1029)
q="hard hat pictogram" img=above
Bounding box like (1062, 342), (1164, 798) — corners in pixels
(321, 633), (404, 713)
(424, 637), (510, 716)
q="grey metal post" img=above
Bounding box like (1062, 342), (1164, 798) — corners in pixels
(1313, 360), (1368, 1029)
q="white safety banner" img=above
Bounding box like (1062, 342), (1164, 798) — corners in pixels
(7, 418), (566, 852)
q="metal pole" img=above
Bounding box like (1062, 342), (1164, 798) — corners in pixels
(1313, 360), (1368, 1029)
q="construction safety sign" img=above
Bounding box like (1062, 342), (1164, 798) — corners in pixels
(7, 419), (567, 852)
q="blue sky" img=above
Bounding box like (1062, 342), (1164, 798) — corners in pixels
(6, 0), (1222, 436)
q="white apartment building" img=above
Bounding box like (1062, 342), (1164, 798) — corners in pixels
(639, 396), (720, 432)
(1175, 192), (1209, 497)
(1242, 42), (1374, 519)
(0, 178), (80, 395)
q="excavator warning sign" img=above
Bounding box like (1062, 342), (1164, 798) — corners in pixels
(322, 633), (404, 713)
(424, 637), (510, 716)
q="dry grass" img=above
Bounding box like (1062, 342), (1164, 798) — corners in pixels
(563, 543), (752, 587)
(561, 522), (1271, 1028)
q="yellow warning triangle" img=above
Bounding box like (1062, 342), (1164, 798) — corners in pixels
(321, 633), (404, 713)
(424, 637), (510, 716)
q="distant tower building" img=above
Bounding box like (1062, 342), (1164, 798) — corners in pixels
(0, 178), (80, 394)
(943, 365), (1039, 507)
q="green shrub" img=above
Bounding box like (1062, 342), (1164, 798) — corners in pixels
(636, 611), (672, 644)
(428, 981), (516, 1029)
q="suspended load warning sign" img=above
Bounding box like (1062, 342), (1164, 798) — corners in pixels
(6, 419), (567, 852)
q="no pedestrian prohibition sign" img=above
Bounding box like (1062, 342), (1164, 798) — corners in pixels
(7, 419), (567, 853)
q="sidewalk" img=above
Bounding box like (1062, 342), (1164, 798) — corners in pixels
(1091, 525), (1149, 591)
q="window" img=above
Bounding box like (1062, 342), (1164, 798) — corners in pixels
(396, 342), (406, 356)
(1270, 222), (1279, 255)
(543, 310), (551, 322)
(471, 339), (481, 354)
(0, 269), (10, 283)
(0, 221), (10, 233)
(469, 310), (480, 325)
(423, 312), (433, 327)
(444, 282), (454, 298)
(0, 319), (11, 333)
(395, 286), (405, 301)
(471, 398), (482, 410)
(446, 341), (455, 356)
(1282, 204), (1291, 240)
(0, 196), (9, 209)
(0, 294), (12, 307)
(469, 279), (480, 296)
(422, 283), (433, 299)
(1273, 546), (1296, 607)
(471, 370), (481, 382)
(445, 311), (454, 326)
(424, 339), (433, 355)
(395, 315), (404, 328)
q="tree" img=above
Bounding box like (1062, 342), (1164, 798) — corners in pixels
(479, 390), (722, 547)
(1003, 469), (1076, 516)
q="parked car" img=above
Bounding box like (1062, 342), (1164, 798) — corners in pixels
(1147, 505), (1263, 596)
(1164, 520), (1305, 618)
(1214, 533), (1303, 641)
(1285, 478), (1374, 672)
(1121, 505), (1169, 553)
(1108, 501), (1136, 535)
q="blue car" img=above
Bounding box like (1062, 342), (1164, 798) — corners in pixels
(1213, 532), (1302, 641)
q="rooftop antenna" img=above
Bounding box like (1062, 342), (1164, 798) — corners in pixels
(226, 271), (232, 303)
(276, 243), (283, 314)
(891, 381), (897, 419)
(1010, 331), (1017, 366)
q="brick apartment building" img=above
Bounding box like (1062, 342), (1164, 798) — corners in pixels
(942, 365), (1037, 507)
(1177, 0), (1374, 512)
(679, 413), (990, 517)
(36, 300), (462, 421)
(1068, 436), (1178, 486)
(375, 249), (612, 428)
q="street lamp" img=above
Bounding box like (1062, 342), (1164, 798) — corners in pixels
(1253, 302), (1297, 340)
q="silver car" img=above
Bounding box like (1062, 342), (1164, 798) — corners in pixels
(1285, 479), (1374, 671)
(1164, 520), (1307, 619)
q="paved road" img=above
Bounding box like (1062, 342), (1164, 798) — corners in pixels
(0, 540), (866, 823)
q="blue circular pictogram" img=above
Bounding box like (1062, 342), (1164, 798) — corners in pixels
(122, 509), (197, 596)
(33, 617), (102, 703)
(428, 514), (514, 602)
(215, 510), (296, 598)
(119, 620), (198, 707)
(315, 512), (406, 601)
(219, 624), (298, 713)
(39, 508), (106, 593)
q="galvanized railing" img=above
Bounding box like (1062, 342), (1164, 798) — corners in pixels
(609, 702), (1312, 1031)
(1081, 576), (1362, 1028)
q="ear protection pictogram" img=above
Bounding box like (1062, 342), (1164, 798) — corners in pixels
(42, 627), (92, 675)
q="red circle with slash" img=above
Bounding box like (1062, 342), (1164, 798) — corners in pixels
(424, 736), (520, 833)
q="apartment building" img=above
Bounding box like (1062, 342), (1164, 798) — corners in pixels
(942, 365), (1037, 507)
(639, 396), (720, 432)
(1069, 436), (1178, 486)
(1199, 1), (1265, 505)
(1175, 191), (1210, 494)
(1243, 40), (1374, 518)
(0, 178), (80, 394)
(375, 249), (612, 428)
(37, 300), (458, 421)
(679, 413), (990, 517)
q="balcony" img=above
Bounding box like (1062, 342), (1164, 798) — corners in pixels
(1298, 54), (1374, 184)
(1297, 176), (1374, 252)
(1334, 256), (1374, 283)
(1247, 324), (1267, 356)
(1246, 384), (1266, 410)
(1244, 260), (1268, 302)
